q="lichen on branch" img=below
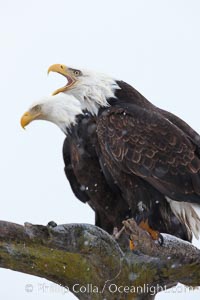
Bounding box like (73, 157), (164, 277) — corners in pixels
(0, 220), (200, 300)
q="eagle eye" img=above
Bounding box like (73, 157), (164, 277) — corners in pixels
(73, 70), (81, 76)
(32, 105), (41, 113)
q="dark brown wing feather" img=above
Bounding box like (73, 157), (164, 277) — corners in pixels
(63, 114), (131, 234)
(97, 104), (200, 204)
(115, 81), (200, 150)
(63, 112), (192, 241)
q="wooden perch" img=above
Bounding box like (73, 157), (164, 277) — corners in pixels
(0, 219), (200, 300)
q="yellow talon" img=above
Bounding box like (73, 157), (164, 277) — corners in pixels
(129, 239), (135, 251)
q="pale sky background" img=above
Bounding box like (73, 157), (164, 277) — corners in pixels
(0, 0), (200, 299)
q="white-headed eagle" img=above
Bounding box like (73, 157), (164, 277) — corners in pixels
(21, 64), (200, 243)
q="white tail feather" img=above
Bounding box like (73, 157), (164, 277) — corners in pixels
(166, 197), (200, 240)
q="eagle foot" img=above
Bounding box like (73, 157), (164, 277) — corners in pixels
(129, 239), (135, 251)
(139, 219), (162, 244)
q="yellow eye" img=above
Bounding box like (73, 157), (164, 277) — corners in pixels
(74, 70), (81, 76)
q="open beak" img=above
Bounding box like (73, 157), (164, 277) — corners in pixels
(20, 111), (41, 129)
(48, 64), (76, 95)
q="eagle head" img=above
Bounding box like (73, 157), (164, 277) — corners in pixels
(20, 93), (82, 134)
(48, 64), (120, 115)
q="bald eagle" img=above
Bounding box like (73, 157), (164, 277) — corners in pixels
(20, 64), (200, 242)
(21, 94), (131, 235)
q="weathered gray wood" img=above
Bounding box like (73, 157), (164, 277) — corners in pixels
(0, 220), (200, 299)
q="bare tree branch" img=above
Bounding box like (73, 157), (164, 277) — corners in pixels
(0, 219), (200, 299)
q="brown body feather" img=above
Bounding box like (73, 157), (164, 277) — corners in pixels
(97, 104), (200, 203)
(63, 109), (192, 241)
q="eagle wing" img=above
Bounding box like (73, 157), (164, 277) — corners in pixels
(63, 137), (89, 203)
(97, 104), (200, 203)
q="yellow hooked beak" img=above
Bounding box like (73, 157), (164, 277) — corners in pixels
(48, 64), (76, 95)
(20, 111), (41, 129)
